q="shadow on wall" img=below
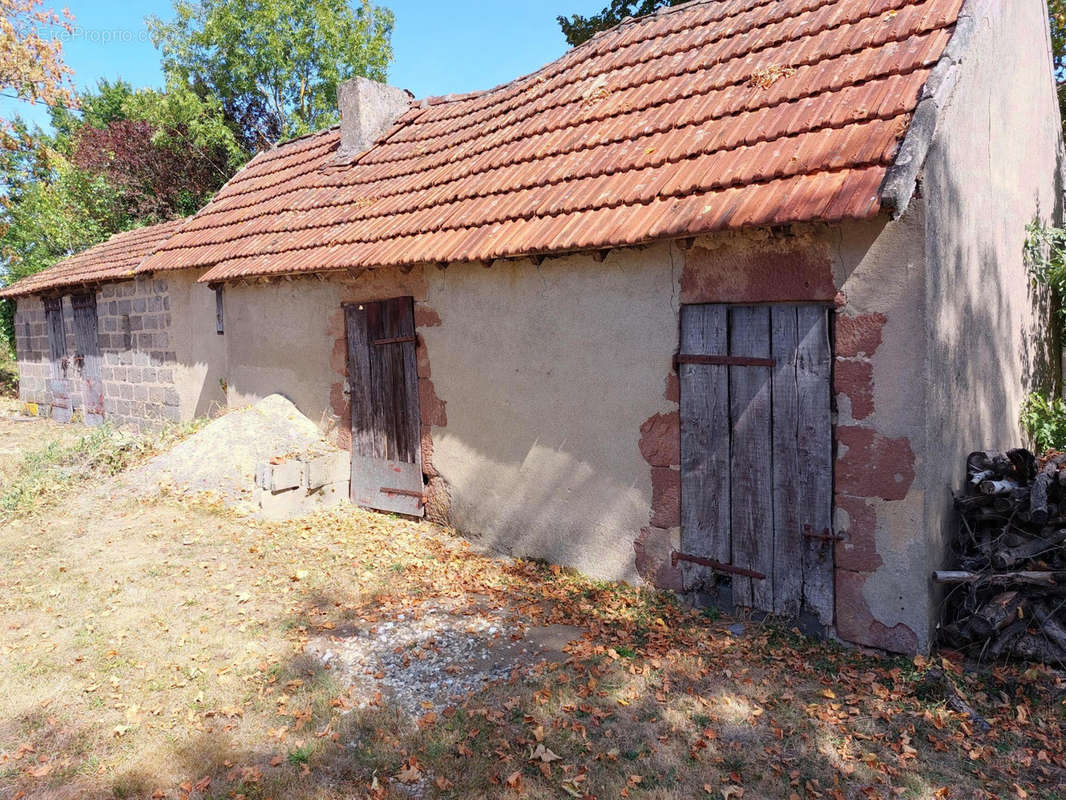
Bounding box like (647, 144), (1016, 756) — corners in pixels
(436, 422), (655, 582)
(921, 124), (1064, 611)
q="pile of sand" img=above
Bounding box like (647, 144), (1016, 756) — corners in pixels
(125, 394), (339, 510)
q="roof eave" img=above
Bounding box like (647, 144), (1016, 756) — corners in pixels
(878, 0), (979, 218)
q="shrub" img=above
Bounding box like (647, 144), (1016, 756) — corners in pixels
(1020, 391), (1066, 452)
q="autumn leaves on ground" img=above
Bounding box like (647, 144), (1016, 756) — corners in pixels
(0, 413), (1064, 800)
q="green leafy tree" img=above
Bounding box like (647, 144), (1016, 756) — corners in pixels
(557, 0), (689, 47)
(1050, 0), (1066, 136)
(147, 0), (395, 147)
(0, 125), (128, 346)
(0, 80), (247, 349)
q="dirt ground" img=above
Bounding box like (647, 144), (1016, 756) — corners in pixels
(0, 414), (1064, 800)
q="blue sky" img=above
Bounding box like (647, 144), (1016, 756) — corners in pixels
(0, 0), (605, 130)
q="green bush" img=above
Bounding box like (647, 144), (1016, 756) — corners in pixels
(1020, 391), (1066, 452)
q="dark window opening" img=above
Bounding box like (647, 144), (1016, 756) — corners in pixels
(214, 285), (224, 335)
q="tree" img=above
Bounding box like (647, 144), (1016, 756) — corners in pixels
(147, 0), (395, 147)
(557, 0), (689, 47)
(0, 0), (75, 109)
(71, 82), (246, 219)
(0, 122), (127, 348)
(0, 81), (247, 349)
(1050, 0), (1066, 136)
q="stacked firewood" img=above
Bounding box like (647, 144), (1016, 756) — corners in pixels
(936, 449), (1066, 663)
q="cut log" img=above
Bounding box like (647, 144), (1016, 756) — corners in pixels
(1007, 448), (1037, 482)
(933, 570), (1066, 587)
(991, 530), (1066, 569)
(967, 451), (1011, 476)
(986, 619), (1027, 660)
(980, 479), (1023, 496)
(1028, 463), (1057, 526)
(969, 591), (1024, 637)
(1012, 634), (1066, 663)
(1034, 605), (1066, 653)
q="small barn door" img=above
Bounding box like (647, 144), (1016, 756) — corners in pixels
(679, 304), (833, 626)
(345, 297), (424, 517)
(43, 296), (72, 424)
(71, 293), (104, 425)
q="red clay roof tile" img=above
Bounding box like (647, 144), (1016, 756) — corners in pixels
(0, 219), (187, 298)
(129, 0), (964, 283)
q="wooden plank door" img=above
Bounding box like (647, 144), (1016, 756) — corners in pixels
(346, 297), (424, 517)
(679, 304), (833, 625)
(71, 293), (104, 425)
(43, 296), (72, 424)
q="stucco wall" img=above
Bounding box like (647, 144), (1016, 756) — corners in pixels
(423, 246), (681, 581)
(920, 0), (1063, 602)
(168, 271), (227, 420)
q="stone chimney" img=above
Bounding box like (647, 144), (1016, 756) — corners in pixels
(337, 76), (413, 159)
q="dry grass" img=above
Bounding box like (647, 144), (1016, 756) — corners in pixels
(0, 416), (1064, 800)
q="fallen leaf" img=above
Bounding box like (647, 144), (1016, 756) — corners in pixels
(396, 762), (422, 783)
(530, 743), (561, 763)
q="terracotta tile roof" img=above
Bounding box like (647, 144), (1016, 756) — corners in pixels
(140, 0), (965, 283)
(0, 219), (186, 298)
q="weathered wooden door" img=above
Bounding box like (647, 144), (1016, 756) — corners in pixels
(679, 304), (833, 625)
(345, 297), (424, 517)
(43, 296), (72, 424)
(71, 293), (104, 425)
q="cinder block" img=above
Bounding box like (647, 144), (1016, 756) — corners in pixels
(304, 451), (350, 490)
(256, 459), (305, 492)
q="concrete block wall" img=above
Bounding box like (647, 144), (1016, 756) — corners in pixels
(97, 277), (180, 428)
(13, 276), (181, 429)
(13, 295), (52, 410)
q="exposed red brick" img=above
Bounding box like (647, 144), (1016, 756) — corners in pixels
(835, 312), (887, 358)
(835, 568), (919, 654)
(330, 381), (352, 451)
(634, 526), (683, 592)
(423, 475), (452, 525)
(650, 466), (681, 528)
(664, 372), (679, 404)
(330, 335), (348, 375)
(681, 244), (836, 304)
(834, 493), (882, 572)
(419, 377), (447, 427)
(420, 430), (439, 478)
(834, 358), (874, 420)
(639, 411), (680, 468)
(836, 426), (915, 501)
(416, 335), (431, 378)
(414, 304), (442, 327)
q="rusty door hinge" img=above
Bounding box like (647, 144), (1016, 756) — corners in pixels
(675, 354), (777, 368)
(671, 551), (766, 580)
(803, 525), (844, 542)
(380, 487), (425, 506)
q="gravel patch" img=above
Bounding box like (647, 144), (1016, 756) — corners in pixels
(306, 598), (581, 721)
